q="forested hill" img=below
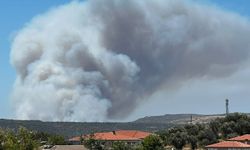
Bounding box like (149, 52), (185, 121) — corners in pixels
(0, 119), (171, 137)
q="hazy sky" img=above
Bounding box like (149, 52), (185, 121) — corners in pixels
(1, 0), (250, 121)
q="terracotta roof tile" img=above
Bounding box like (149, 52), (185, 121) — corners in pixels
(87, 130), (151, 141)
(90, 132), (139, 141)
(206, 141), (250, 148)
(229, 134), (250, 141)
(69, 130), (151, 141)
(114, 130), (151, 139)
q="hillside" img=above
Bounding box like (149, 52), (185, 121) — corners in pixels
(0, 114), (227, 138)
(0, 119), (171, 138)
(134, 114), (225, 124)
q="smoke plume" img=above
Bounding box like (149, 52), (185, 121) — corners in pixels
(10, 0), (250, 121)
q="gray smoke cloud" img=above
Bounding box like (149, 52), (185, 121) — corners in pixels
(10, 0), (250, 121)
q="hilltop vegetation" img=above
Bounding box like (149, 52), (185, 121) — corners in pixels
(158, 113), (250, 149)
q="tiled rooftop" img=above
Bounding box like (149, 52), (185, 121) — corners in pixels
(69, 130), (151, 141)
(206, 141), (250, 148)
(229, 134), (250, 141)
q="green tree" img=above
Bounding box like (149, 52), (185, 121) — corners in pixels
(0, 129), (4, 150)
(184, 124), (200, 136)
(33, 131), (50, 142)
(157, 131), (168, 146)
(187, 135), (198, 150)
(17, 127), (39, 150)
(83, 138), (103, 150)
(220, 121), (236, 138)
(209, 119), (220, 138)
(112, 141), (130, 150)
(197, 128), (217, 147)
(170, 131), (187, 150)
(2, 129), (19, 150)
(141, 135), (164, 150)
(48, 135), (66, 145)
(219, 113), (250, 138)
(235, 118), (250, 135)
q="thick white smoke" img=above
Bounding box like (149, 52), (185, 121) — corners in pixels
(10, 0), (250, 121)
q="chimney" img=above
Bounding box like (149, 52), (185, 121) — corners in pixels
(112, 131), (116, 135)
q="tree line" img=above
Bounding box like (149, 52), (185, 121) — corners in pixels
(158, 113), (250, 149)
(0, 127), (66, 150)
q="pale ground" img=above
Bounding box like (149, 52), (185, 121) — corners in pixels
(40, 145), (88, 150)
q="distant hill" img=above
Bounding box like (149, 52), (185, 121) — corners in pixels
(0, 119), (171, 138)
(0, 114), (228, 138)
(134, 114), (225, 124)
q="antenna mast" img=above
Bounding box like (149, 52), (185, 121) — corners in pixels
(225, 99), (229, 116)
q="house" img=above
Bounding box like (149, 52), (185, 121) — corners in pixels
(205, 141), (250, 150)
(229, 134), (250, 144)
(68, 130), (151, 146)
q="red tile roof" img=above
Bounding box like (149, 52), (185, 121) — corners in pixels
(69, 130), (151, 141)
(229, 134), (250, 141)
(88, 132), (139, 141)
(114, 130), (151, 139)
(206, 141), (250, 148)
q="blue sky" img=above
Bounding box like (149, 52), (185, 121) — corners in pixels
(201, 0), (250, 17)
(0, 0), (250, 119)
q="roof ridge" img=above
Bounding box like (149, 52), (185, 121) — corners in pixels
(206, 141), (250, 148)
(229, 134), (250, 140)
